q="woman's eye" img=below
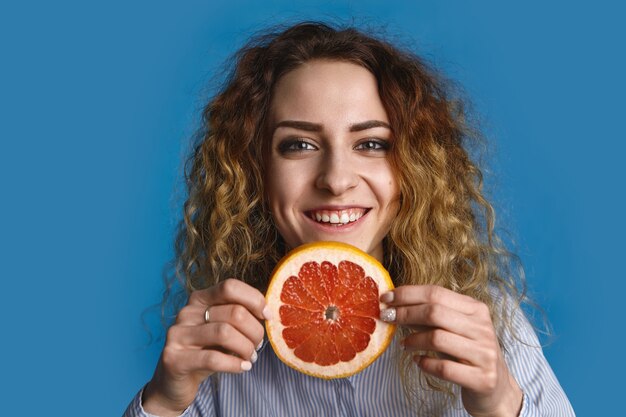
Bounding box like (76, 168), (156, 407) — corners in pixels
(278, 139), (317, 154)
(355, 139), (390, 151)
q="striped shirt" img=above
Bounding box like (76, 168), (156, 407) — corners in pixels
(124, 306), (574, 416)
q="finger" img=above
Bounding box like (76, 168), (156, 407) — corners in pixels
(188, 279), (270, 321)
(175, 304), (210, 326)
(403, 329), (487, 366)
(204, 304), (265, 346)
(167, 322), (257, 361)
(392, 303), (483, 337)
(174, 304), (265, 351)
(162, 346), (254, 376)
(381, 285), (482, 315)
(175, 304), (265, 346)
(415, 355), (493, 393)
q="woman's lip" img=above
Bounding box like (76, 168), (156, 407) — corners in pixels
(304, 207), (370, 222)
(306, 205), (369, 211)
(303, 208), (370, 231)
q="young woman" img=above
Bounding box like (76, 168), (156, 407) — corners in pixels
(124, 22), (574, 416)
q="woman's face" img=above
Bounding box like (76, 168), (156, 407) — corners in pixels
(266, 60), (400, 261)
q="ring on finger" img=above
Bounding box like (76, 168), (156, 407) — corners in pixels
(204, 306), (211, 323)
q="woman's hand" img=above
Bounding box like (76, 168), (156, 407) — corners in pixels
(142, 279), (270, 417)
(380, 285), (523, 417)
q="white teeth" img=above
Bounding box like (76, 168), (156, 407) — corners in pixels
(310, 209), (365, 225)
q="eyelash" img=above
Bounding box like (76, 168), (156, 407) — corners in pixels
(354, 139), (390, 151)
(277, 139), (317, 154)
(277, 138), (391, 154)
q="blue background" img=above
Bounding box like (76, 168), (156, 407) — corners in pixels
(1, 0), (623, 414)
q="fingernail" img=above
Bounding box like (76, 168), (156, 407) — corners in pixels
(256, 340), (264, 351)
(414, 355), (423, 366)
(250, 350), (258, 364)
(380, 307), (396, 322)
(262, 306), (273, 321)
(380, 291), (394, 304)
(401, 340), (418, 352)
(241, 361), (252, 371)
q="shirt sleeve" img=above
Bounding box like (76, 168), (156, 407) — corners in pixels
(122, 379), (216, 417)
(501, 305), (576, 417)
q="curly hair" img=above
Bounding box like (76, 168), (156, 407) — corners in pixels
(163, 21), (528, 409)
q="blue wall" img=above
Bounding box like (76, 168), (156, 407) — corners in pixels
(1, 1), (623, 414)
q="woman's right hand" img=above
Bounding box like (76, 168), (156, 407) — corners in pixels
(142, 279), (270, 416)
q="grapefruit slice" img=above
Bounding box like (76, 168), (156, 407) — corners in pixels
(265, 241), (396, 379)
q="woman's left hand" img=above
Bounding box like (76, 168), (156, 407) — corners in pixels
(380, 285), (523, 417)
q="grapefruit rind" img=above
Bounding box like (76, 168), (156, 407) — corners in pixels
(265, 241), (396, 379)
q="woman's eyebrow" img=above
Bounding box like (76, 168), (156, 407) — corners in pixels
(273, 120), (391, 133)
(349, 120), (391, 132)
(274, 120), (323, 132)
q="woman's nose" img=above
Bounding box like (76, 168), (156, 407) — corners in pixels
(315, 150), (359, 195)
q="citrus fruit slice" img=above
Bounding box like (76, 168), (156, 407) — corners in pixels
(265, 241), (395, 379)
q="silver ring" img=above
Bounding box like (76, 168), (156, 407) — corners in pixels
(204, 307), (211, 323)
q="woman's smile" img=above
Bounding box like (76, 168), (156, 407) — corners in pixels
(302, 206), (371, 234)
(306, 207), (369, 225)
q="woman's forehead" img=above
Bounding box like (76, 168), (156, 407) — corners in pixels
(269, 60), (388, 127)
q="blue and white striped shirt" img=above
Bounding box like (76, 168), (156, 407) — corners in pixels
(124, 307), (574, 416)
